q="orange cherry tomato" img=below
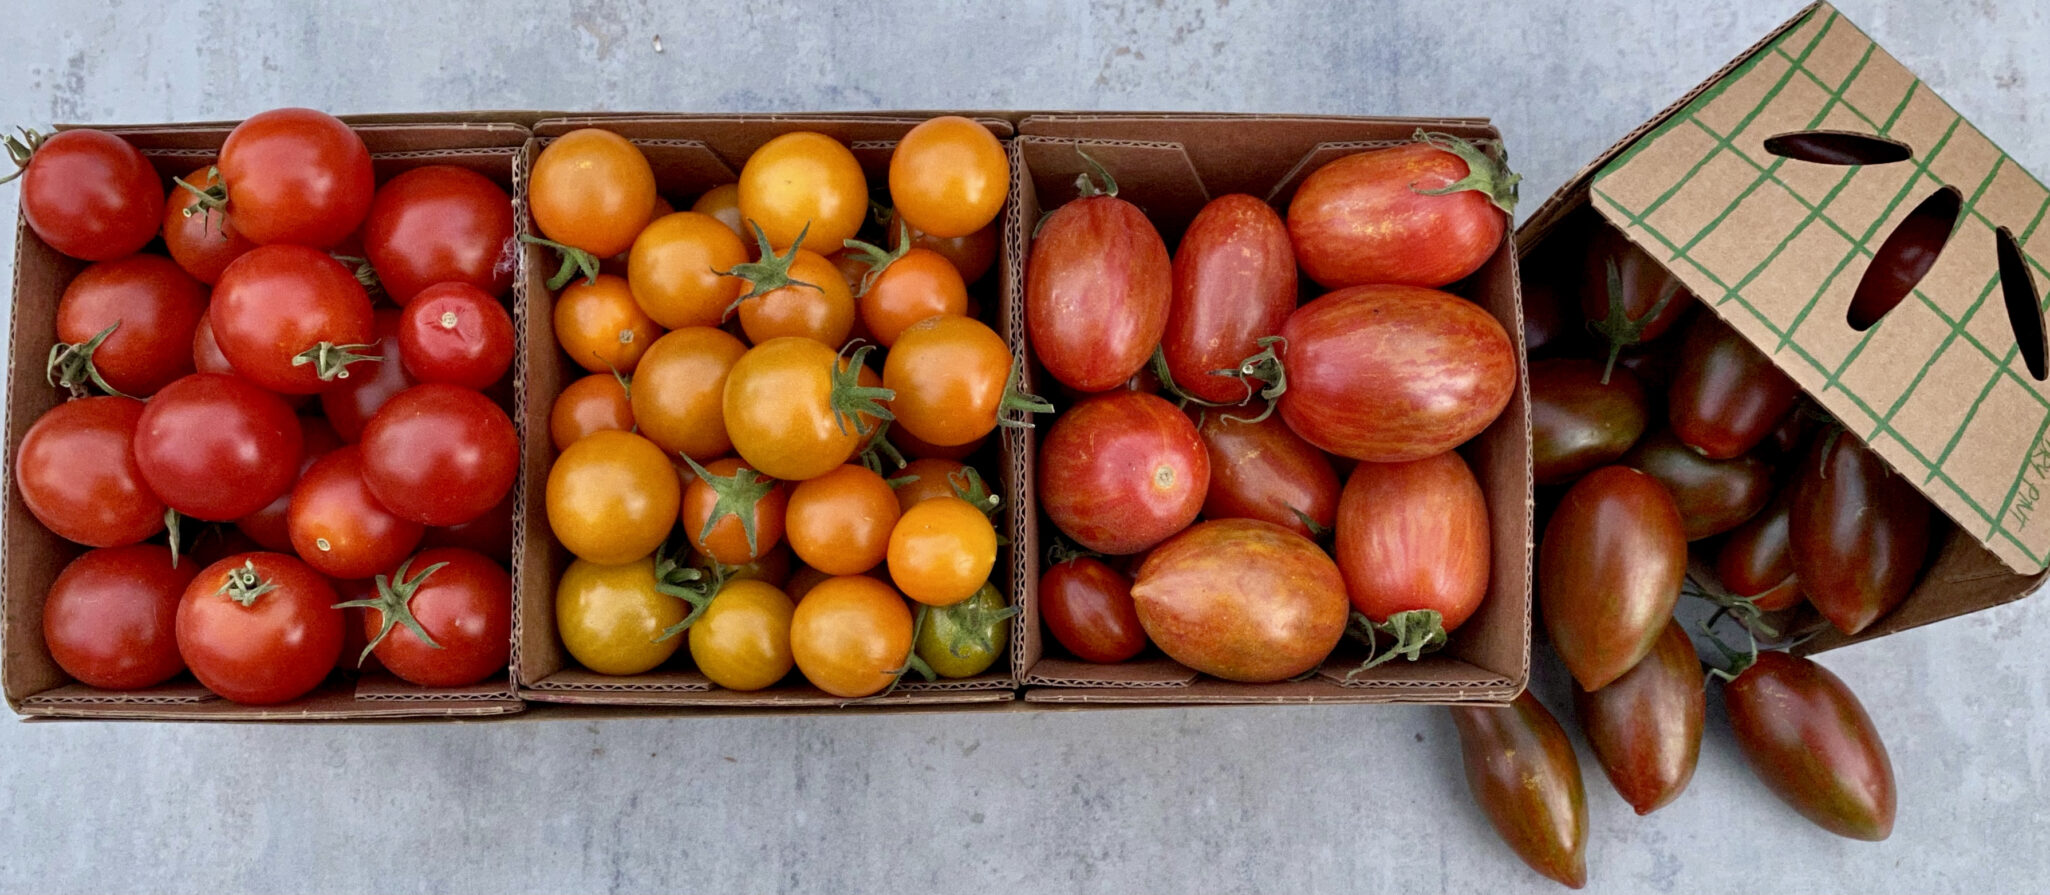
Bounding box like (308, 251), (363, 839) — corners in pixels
(891, 424), (988, 462)
(884, 314), (1022, 447)
(851, 234), (969, 348)
(546, 430), (681, 565)
(555, 273), (661, 373)
(724, 338), (892, 482)
(530, 128), (656, 258)
(691, 184), (745, 239)
(892, 458), (1000, 516)
(789, 575), (913, 697)
(889, 117), (1008, 238)
(627, 211), (747, 330)
(885, 210), (998, 285)
(731, 244), (856, 347)
(738, 132), (868, 252)
(688, 578), (796, 691)
(888, 496), (998, 607)
(632, 326), (748, 461)
(787, 464), (901, 576)
(550, 373), (634, 451)
(682, 457), (789, 566)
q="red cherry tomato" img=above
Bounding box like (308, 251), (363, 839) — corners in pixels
(289, 445), (427, 580)
(1039, 392), (1209, 556)
(396, 282), (514, 390)
(235, 415), (346, 553)
(1164, 194), (1296, 404)
(43, 544), (196, 689)
(361, 164), (516, 304)
(1039, 555), (1146, 663)
(177, 552), (344, 704)
(50, 254), (207, 397)
(162, 166), (257, 285)
(216, 108), (375, 248)
(359, 384), (519, 526)
(419, 488), (515, 566)
(11, 128), (163, 261)
(133, 373), (304, 521)
(339, 548), (511, 687)
(211, 245), (378, 394)
(320, 309), (414, 441)
(1025, 184), (1172, 392)
(1288, 133), (1515, 289)
(16, 396), (165, 547)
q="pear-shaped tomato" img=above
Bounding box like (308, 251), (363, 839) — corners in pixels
(1129, 519), (1347, 682)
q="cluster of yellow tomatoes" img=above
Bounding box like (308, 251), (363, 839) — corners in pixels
(531, 117), (1032, 698)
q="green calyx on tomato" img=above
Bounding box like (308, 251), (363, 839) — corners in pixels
(169, 166), (229, 218)
(721, 219), (821, 314)
(214, 559), (281, 607)
(290, 339), (384, 383)
(1343, 609), (1449, 678)
(1407, 129), (1521, 217)
(652, 551), (721, 642)
(1200, 335), (1289, 424)
(876, 603), (939, 697)
(1699, 624), (1760, 685)
(328, 253), (386, 301)
(946, 466), (1000, 518)
(830, 342), (895, 437)
(916, 582), (1019, 678)
(998, 355), (1055, 430)
(857, 421), (910, 474)
(45, 321), (130, 398)
(1592, 254), (1682, 383)
(518, 233), (602, 291)
(1683, 573), (1783, 641)
(1073, 149), (1119, 199)
(0, 126), (49, 184)
(332, 555), (451, 667)
(680, 454), (781, 559)
(842, 219), (914, 298)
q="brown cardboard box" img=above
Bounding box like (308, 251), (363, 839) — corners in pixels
(1517, 3), (2050, 651)
(1007, 115), (1533, 705)
(512, 115), (1017, 708)
(2, 117), (531, 720)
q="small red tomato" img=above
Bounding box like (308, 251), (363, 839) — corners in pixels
(13, 128), (163, 261)
(1163, 194), (1296, 404)
(1039, 391), (1209, 556)
(235, 415), (346, 553)
(43, 544), (197, 690)
(1040, 555), (1146, 663)
(1574, 619), (1704, 816)
(337, 548), (511, 687)
(1195, 410), (1338, 539)
(320, 309), (414, 442)
(361, 164), (516, 304)
(176, 552), (345, 705)
(1335, 452), (1491, 639)
(216, 107), (375, 248)
(288, 445), (427, 580)
(397, 282), (515, 390)
(1668, 313), (1801, 460)
(162, 166), (257, 285)
(211, 245), (379, 394)
(50, 254), (207, 398)
(16, 396), (165, 546)
(1131, 519), (1348, 682)
(1025, 177), (1172, 392)
(1791, 431), (1931, 636)
(1538, 466), (1686, 691)
(359, 384), (519, 527)
(1288, 132), (1515, 289)
(1724, 651), (1896, 840)
(1449, 692), (1589, 889)
(133, 373), (304, 522)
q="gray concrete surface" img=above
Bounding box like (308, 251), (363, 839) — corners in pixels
(2, 1), (2048, 892)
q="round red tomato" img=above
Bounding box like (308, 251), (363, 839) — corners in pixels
(1278, 285), (1515, 462)
(1164, 194), (1296, 404)
(1131, 518), (1348, 682)
(359, 384), (519, 526)
(1040, 555), (1146, 663)
(419, 488), (515, 566)
(212, 244), (378, 394)
(320, 309), (413, 441)
(176, 552), (344, 705)
(235, 415), (346, 552)
(288, 445), (426, 580)
(50, 254), (206, 397)
(16, 397), (164, 546)
(11, 128), (162, 261)
(1039, 392), (1208, 555)
(133, 373), (302, 521)
(1287, 133), (1515, 289)
(397, 282), (514, 390)
(43, 544), (196, 689)
(337, 548), (511, 687)
(162, 166), (256, 285)
(361, 164), (516, 304)
(216, 107), (375, 248)
(1335, 452), (1491, 649)
(1196, 410), (1338, 539)
(1026, 188), (1171, 393)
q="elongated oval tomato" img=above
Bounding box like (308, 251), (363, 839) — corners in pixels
(1573, 619), (1704, 816)
(1335, 451), (1491, 633)
(1025, 191), (1171, 392)
(17, 128), (163, 261)
(218, 108), (375, 248)
(789, 575), (913, 698)
(1196, 410), (1338, 539)
(1039, 392), (1208, 556)
(530, 128), (656, 258)
(211, 244), (378, 394)
(1716, 490), (1805, 611)
(1538, 465), (1686, 691)
(1278, 285), (1515, 462)
(1581, 224), (1697, 356)
(44, 544), (196, 689)
(1288, 133), (1515, 289)
(51, 254), (206, 398)
(1164, 194), (1296, 403)
(627, 211), (747, 329)
(134, 373), (304, 522)
(1529, 358), (1648, 485)
(631, 327), (746, 461)
(162, 166), (256, 285)
(1669, 313), (1801, 460)
(1725, 651), (1896, 840)
(1131, 519), (1347, 682)
(1449, 692), (1589, 889)
(176, 552), (344, 705)
(1621, 428), (1772, 541)
(1040, 556), (1146, 664)
(1791, 431), (1930, 636)
(362, 164), (516, 304)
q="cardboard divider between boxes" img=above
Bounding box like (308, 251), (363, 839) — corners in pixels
(2, 117), (531, 720)
(1005, 114), (1534, 705)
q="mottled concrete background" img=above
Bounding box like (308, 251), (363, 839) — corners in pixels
(3, 1), (2048, 893)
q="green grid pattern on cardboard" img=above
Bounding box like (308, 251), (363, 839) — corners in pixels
(1590, 6), (2050, 571)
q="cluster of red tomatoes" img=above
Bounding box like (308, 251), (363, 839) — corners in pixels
(1446, 221), (1918, 887)
(1024, 132), (1520, 682)
(8, 109), (517, 706)
(531, 118), (1022, 698)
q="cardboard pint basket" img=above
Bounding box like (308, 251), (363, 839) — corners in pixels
(2, 117), (531, 720)
(513, 115), (1016, 709)
(1518, 3), (2050, 651)
(1010, 115), (1534, 705)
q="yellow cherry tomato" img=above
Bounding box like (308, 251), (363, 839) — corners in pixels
(738, 131), (868, 252)
(689, 579), (796, 691)
(723, 337), (891, 482)
(691, 183), (745, 238)
(789, 575), (913, 698)
(556, 555), (687, 676)
(530, 128), (657, 258)
(546, 430), (681, 565)
(631, 326), (747, 461)
(627, 211), (748, 330)
(887, 496), (998, 607)
(889, 117), (1008, 238)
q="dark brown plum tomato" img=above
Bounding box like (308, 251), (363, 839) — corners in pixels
(1538, 466), (1686, 691)
(1668, 313), (1801, 460)
(1790, 430), (1930, 636)
(1573, 619), (1704, 816)
(1621, 428), (1773, 540)
(1529, 358), (1648, 485)
(1449, 691), (1589, 889)
(1724, 650), (1896, 841)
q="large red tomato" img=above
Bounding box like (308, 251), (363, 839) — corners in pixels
(1039, 392), (1208, 555)
(10, 128), (162, 261)
(176, 552), (345, 705)
(16, 396), (165, 546)
(1335, 451), (1491, 655)
(1163, 194), (1296, 404)
(216, 107), (375, 248)
(288, 445), (426, 580)
(1287, 132), (1516, 289)
(1277, 285), (1515, 462)
(50, 254), (207, 398)
(43, 544), (196, 689)
(1130, 518), (1348, 682)
(211, 244), (379, 393)
(359, 384), (519, 526)
(133, 373), (304, 522)
(1195, 410), (1338, 539)
(320, 309), (413, 441)
(1025, 180), (1171, 392)
(361, 164), (516, 304)
(337, 548), (511, 686)
(1538, 466), (1686, 691)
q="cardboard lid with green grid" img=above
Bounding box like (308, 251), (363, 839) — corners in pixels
(1590, 4), (2050, 574)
